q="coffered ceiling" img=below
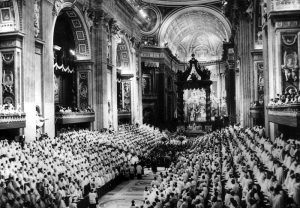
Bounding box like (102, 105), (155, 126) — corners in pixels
(159, 6), (231, 62)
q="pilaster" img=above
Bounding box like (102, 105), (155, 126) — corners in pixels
(137, 49), (143, 124)
(92, 11), (109, 130)
(130, 47), (138, 124)
(111, 33), (121, 130)
(23, 0), (37, 141)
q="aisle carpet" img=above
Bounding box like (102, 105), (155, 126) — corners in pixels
(98, 168), (164, 208)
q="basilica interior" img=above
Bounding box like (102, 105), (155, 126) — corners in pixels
(0, 0), (300, 208)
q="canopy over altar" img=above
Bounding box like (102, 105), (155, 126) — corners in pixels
(176, 54), (213, 135)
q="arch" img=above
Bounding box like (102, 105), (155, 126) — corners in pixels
(52, 2), (91, 60)
(158, 6), (231, 62)
(159, 6), (231, 43)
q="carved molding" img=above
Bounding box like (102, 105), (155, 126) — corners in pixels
(34, 0), (41, 38)
(52, 0), (64, 16)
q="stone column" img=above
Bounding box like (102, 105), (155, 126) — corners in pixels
(92, 11), (109, 130)
(236, 16), (252, 127)
(130, 47), (137, 124)
(111, 34), (121, 130)
(205, 87), (212, 122)
(177, 85), (184, 124)
(137, 50), (143, 124)
(265, 9), (278, 140)
(41, 1), (57, 139)
(23, 0), (38, 141)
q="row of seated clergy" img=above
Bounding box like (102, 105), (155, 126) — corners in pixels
(143, 126), (299, 208)
(0, 124), (163, 208)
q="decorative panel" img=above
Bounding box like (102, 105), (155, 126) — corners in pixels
(34, 0), (41, 38)
(54, 74), (60, 104)
(271, 0), (300, 11)
(123, 81), (131, 112)
(254, 0), (263, 49)
(275, 21), (300, 29)
(0, 0), (16, 32)
(142, 75), (152, 95)
(257, 62), (264, 102)
(280, 33), (299, 93)
(1, 52), (15, 105)
(78, 72), (88, 109)
(118, 81), (131, 113)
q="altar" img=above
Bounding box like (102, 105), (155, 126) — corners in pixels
(176, 54), (214, 135)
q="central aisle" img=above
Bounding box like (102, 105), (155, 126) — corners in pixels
(98, 168), (158, 208)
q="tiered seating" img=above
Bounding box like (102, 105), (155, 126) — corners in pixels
(231, 126), (300, 207)
(144, 126), (300, 208)
(0, 125), (163, 208)
(143, 133), (226, 208)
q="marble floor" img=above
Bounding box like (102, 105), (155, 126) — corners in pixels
(98, 168), (161, 208)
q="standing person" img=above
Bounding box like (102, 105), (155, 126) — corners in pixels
(129, 164), (135, 179)
(136, 163), (143, 179)
(293, 174), (300, 206)
(88, 189), (97, 208)
(130, 200), (136, 208)
(36, 105), (47, 139)
(151, 159), (157, 174)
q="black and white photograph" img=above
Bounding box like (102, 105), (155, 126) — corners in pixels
(0, 1), (299, 208)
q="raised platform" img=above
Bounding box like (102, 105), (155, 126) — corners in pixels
(185, 129), (205, 137)
(184, 122), (213, 137)
(267, 104), (300, 127)
(55, 112), (95, 125)
(0, 113), (26, 130)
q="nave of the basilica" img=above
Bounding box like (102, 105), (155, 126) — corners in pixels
(0, 0), (300, 208)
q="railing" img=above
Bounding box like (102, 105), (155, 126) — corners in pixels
(267, 104), (300, 127)
(270, 0), (300, 12)
(55, 112), (95, 125)
(0, 113), (26, 129)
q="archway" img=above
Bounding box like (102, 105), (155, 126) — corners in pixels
(52, 6), (93, 134)
(159, 6), (231, 126)
(53, 12), (76, 108)
(159, 6), (231, 63)
(116, 37), (134, 125)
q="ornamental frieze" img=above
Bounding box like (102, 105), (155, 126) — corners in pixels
(275, 21), (300, 28)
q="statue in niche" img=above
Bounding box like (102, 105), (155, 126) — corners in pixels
(282, 51), (298, 82)
(107, 34), (111, 62)
(108, 101), (112, 127)
(83, 3), (94, 32)
(257, 31), (262, 44)
(2, 71), (14, 95)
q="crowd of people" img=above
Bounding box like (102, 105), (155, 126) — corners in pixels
(144, 137), (191, 170)
(268, 91), (300, 106)
(0, 124), (163, 208)
(142, 125), (300, 208)
(1, 121), (300, 208)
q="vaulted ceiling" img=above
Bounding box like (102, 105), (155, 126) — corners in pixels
(158, 7), (231, 62)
